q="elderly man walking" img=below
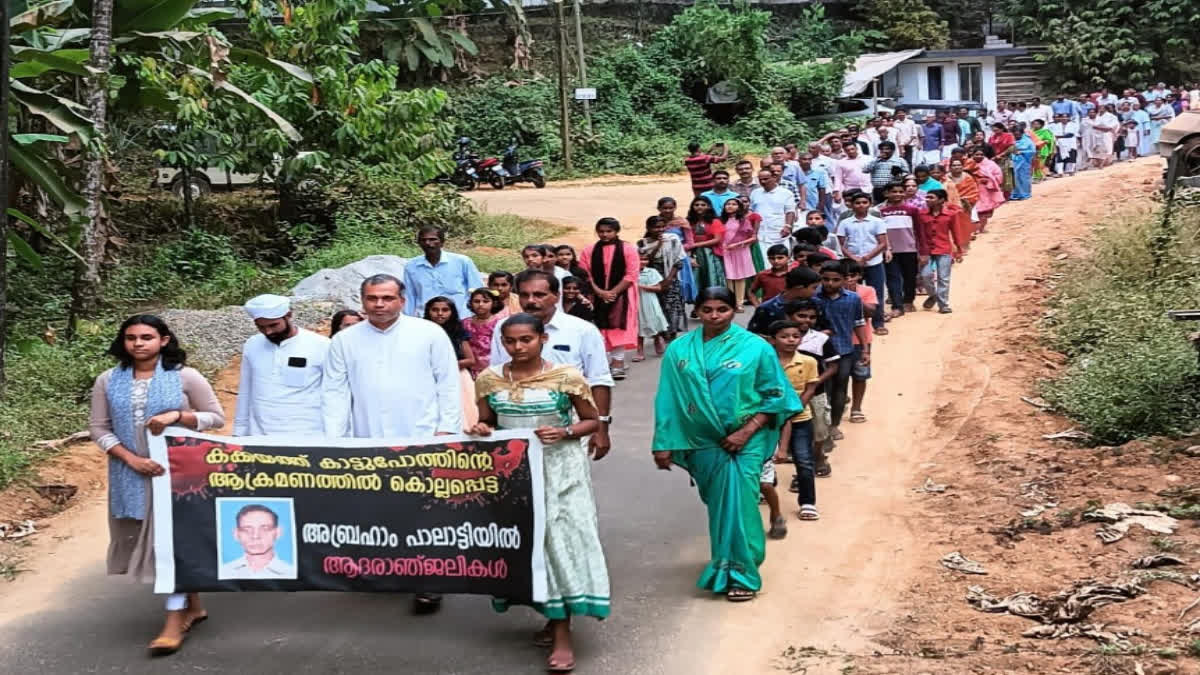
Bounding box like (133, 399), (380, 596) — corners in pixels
(402, 225), (482, 318)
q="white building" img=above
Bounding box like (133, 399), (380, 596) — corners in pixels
(841, 43), (1034, 111)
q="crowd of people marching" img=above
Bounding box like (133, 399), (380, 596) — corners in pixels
(85, 82), (1185, 672)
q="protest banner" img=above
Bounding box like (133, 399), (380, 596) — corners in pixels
(148, 428), (546, 603)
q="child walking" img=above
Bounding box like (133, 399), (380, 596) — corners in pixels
(635, 254), (670, 360)
(463, 288), (503, 377)
(424, 296), (479, 431)
(813, 261), (869, 444)
(767, 320), (823, 521)
(916, 189), (962, 314)
(787, 299), (839, 478)
(748, 244), (794, 306)
(488, 271), (521, 316)
(841, 260), (876, 424)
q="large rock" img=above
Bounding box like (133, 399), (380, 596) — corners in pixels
(289, 254), (410, 310)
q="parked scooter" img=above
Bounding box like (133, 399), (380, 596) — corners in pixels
(488, 140), (546, 189)
(426, 137), (480, 191)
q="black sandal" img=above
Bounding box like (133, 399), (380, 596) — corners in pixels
(726, 587), (756, 602)
(815, 462), (832, 478)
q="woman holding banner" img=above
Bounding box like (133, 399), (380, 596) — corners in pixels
(89, 315), (225, 656)
(650, 287), (802, 602)
(471, 313), (608, 674)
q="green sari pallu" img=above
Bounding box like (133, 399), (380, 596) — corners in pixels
(652, 324), (803, 594)
(1033, 128), (1055, 180)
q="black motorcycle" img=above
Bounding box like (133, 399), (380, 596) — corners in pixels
(426, 138), (480, 191)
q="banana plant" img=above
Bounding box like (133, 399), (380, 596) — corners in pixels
(5, 0), (310, 276)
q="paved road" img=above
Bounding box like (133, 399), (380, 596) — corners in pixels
(0, 356), (718, 674)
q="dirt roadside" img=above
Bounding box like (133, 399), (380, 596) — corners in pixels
(474, 158), (1176, 674)
(0, 159), (1176, 674)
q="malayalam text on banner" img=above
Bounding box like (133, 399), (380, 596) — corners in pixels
(148, 428), (546, 603)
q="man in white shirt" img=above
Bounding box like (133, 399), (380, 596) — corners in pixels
(890, 108), (919, 166)
(1048, 113), (1079, 176)
(217, 504), (297, 580)
(1029, 97), (1053, 127)
(323, 273), (461, 439)
(489, 270), (615, 459)
(750, 169), (797, 261)
(991, 101), (1014, 126)
(322, 272), (460, 613)
(235, 294), (329, 437)
(808, 142), (838, 222)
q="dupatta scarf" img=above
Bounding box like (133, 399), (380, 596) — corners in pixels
(588, 239), (629, 330)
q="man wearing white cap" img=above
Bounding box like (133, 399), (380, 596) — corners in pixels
(234, 294), (329, 436)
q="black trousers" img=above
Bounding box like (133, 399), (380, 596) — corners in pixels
(884, 251), (919, 308)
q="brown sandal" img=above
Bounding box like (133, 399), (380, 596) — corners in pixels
(147, 634), (183, 657)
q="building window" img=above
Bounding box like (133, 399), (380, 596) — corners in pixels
(927, 66), (944, 100)
(959, 63), (982, 102)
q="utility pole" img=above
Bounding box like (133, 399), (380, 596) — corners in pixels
(554, 0), (572, 172)
(572, 0), (592, 136)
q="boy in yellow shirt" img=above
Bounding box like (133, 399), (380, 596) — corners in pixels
(767, 320), (823, 521)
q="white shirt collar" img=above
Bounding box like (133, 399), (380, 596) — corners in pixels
(366, 316), (405, 335)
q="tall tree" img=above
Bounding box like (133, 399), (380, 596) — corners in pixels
(0, 0), (11, 398)
(1001, 0), (1200, 89)
(75, 0), (113, 320)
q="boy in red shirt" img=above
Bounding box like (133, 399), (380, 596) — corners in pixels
(916, 189), (962, 314)
(749, 244), (794, 305)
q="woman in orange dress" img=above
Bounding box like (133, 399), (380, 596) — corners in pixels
(580, 217), (641, 380)
(946, 158), (979, 255)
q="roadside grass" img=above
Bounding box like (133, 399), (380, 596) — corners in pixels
(453, 211), (570, 274)
(0, 329), (113, 489)
(1041, 201), (1200, 443)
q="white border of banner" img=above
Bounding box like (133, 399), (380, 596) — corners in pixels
(149, 427), (546, 602)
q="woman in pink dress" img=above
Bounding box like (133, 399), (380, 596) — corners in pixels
(717, 197), (757, 313)
(581, 217), (641, 380)
(969, 146), (1006, 235)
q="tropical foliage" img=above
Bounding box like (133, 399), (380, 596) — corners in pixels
(1000, 0), (1200, 89)
(856, 0), (949, 50)
(449, 1), (861, 173)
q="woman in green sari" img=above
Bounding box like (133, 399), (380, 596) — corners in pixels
(651, 286), (802, 601)
(1030, 118), (1055, 181)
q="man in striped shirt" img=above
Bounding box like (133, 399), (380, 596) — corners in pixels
(684, 141), (730, 196)
(862, 141), (909, 203)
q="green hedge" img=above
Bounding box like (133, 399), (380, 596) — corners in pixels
(1042, 205), (1200, 443)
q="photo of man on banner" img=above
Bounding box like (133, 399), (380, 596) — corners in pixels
(216, 499), (298, 580)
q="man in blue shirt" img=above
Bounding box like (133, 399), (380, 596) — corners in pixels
(402, 226), (483, 317)
(796, 153), (829, 211)
(700, 170), (740, 214)
(1051, 93), (1077, 119)
(919, 118), (943, 167)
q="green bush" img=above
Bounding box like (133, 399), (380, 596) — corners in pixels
(0, 330), (113, 488)
(1041, 206), (1200, 443)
